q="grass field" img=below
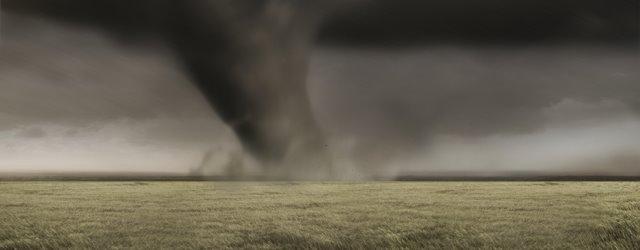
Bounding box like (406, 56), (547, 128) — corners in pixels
(1, 181), (639, 249)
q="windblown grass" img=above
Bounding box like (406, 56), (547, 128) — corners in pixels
(1, 181), (638, 249)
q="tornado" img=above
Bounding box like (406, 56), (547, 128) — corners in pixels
(3, 0), (638, 179)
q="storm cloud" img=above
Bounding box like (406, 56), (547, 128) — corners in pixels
(1, 1), (639, 178)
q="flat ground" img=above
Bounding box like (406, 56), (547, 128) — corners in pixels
(1, 182), (639, 249)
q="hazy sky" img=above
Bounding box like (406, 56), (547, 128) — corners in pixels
(1, 8), (639, 178)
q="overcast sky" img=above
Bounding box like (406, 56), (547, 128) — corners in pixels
(1, 9), (639, 178)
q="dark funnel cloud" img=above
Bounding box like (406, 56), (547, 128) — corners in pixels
(1, 0), (639, 179)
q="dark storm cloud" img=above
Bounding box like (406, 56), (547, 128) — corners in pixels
(320, 0), (639, 46)
(1, 1), (639, 177)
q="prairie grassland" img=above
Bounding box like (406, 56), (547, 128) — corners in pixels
(0, 181), (639, 249)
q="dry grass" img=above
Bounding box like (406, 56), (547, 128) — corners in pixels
(1, 181), (639, 249)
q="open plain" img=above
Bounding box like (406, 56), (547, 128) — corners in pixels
(1, 181), (639, 249)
